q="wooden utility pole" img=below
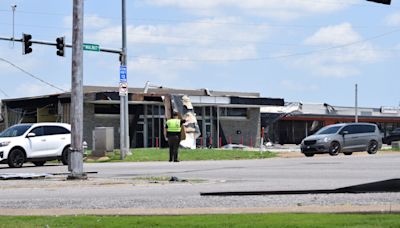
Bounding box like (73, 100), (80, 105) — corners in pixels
(68, 0), (86, 180)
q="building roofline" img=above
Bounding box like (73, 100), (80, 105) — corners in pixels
(2, 85), (263, 102)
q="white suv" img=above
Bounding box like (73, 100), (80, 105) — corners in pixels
(0, 123), (71, 168)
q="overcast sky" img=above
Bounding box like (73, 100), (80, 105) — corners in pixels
(0, 0), (399, 107)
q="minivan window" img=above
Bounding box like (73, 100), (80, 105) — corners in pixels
(340, 125), (357, 134)
(340, 124), (375, 134)
(316, 126), (341, 135)
(358, 125), (375, 133)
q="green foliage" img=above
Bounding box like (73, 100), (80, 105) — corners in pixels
(88, 148), (276, 162)
(1, 214), (400, 228)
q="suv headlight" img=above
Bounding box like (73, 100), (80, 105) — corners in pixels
(0, 141), (11, 147)
(317, 137), (329, 143)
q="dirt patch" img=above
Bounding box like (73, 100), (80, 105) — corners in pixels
(276, 152), (304, 158)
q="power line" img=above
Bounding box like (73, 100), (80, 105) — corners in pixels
(0, 56), (68, 92)
(0, 16), (389, 30)
(0, 87), (9, 98)
(0, 7), (398, 29)
(130, 27), (400, 62)
(3, 21), (397, 48)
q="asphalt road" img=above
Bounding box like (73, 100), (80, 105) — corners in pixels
(0, 152), (400, 215)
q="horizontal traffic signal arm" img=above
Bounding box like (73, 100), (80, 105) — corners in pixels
(0, 36), (121, 55)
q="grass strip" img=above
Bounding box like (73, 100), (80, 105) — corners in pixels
(85, 148), (276, 162)
(0, 214), (399, 228)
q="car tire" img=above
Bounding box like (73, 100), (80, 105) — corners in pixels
(329, 141), (341, 156)
(32, 161), (46, 166)
(367, 140), (379, 154)
(304, 153), (314, 157)
(8, 148), (25, 168)
(343, 152), (353, 156)
(61, 147), (69, 165)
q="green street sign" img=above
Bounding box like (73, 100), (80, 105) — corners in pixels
(83, 43), (100, 52)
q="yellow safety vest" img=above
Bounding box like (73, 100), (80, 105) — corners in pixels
(166, 119), (181, 132)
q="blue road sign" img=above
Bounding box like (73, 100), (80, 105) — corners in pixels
(120, 66), (127, 82)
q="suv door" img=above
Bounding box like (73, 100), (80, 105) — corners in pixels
(26, 126), (52, 158)
(43, 126), (70, 156)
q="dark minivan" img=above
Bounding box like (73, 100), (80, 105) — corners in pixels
(300, 123), (382, 157)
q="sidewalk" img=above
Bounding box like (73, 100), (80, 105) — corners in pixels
(265, 144), (301, 153)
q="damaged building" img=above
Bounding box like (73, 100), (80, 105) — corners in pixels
(261, 103), (400, 145)
(0, 86), (284, 149)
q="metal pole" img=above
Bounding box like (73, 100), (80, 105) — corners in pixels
(120, 94), (125, 159)
(11, 5), (16, 45)
(355, 83), (358, 123)
(217, 106), (220, 147)
(68, 0), (86, 180)
(120, 0), (130, 159)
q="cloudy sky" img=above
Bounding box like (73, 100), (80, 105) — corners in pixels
(0, 0), (399, 107)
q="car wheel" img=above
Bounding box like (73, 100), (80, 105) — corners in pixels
(304, 153), (314, 157)
(32, 161), (46, 166)
(61, 147), (69, 165)
(8, 149), (25, 168)
(329, 142), (341, 156)
(343, 152), (353, 156)
(367, 140), (379, 154)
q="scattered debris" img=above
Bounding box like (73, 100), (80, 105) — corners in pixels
(222, 144), (250, 150)
(0, 173), (52, 180)
(169, 176), (187, 182)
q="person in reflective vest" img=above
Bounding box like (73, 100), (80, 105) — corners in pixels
(164, 111), (185, 162)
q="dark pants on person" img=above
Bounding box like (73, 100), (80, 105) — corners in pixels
(167, 133), (180, 162)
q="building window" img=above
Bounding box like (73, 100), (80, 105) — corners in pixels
(94, 104), (119, 114)
(219, 108), (247, 117)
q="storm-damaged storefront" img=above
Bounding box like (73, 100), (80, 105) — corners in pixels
(1, 86), (284, 149)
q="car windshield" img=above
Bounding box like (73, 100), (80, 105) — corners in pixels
(315, 126), (341, 135)
(0, 124), (32, 137)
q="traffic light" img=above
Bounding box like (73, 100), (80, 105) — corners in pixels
(366, 0), (391, 5)
(56, 36), (65, 57)
(22, 33), (32, 55)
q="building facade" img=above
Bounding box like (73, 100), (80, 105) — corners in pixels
(1, 86), (284, 149)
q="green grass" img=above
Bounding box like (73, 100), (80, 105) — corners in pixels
(0, 214), (400, 227)
(86, 148), (276, 162)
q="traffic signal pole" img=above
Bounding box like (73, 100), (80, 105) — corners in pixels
(120, 0), (130, 159)
(1, 5), (128, 162)
(1, 1), (132, 168)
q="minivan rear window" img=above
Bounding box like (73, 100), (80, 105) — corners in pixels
(316, 126), (341, 135)
(358, 125), (375, 133)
